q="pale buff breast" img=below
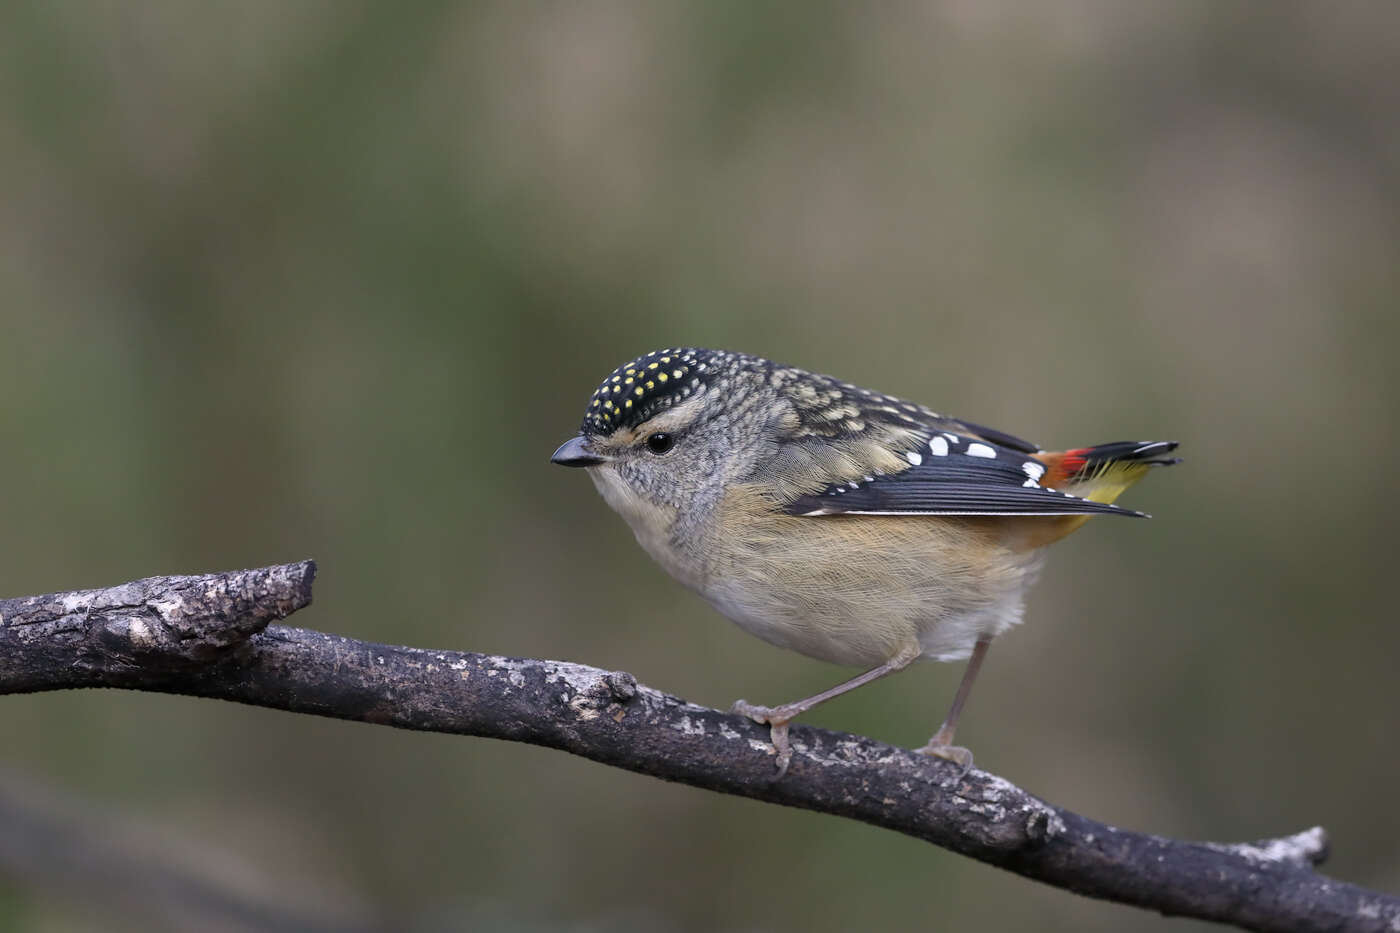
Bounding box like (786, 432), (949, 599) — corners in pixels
(699, 490), (1045, 668)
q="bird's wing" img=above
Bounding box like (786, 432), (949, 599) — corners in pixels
(782, 431), (1144, 518)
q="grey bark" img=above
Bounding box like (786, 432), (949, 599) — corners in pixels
(2, 561), (1396, 932)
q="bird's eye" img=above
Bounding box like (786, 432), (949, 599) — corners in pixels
(645, 432), (675, 455)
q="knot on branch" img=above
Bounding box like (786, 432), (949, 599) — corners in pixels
(600, 670), (638, 701)
(930, 771), (1066, 854)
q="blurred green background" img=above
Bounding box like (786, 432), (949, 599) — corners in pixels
(2, 3), (1397, 930)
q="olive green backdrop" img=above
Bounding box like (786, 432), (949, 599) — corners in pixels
(2, 3), (1397, 931)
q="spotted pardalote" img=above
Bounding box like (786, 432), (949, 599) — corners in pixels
(552, 348), (1179, 776)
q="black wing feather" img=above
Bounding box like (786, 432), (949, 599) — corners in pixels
(787, 480), (1139, 517)
(783, 433), (1143, 518)
(949, 418), (1040, 453)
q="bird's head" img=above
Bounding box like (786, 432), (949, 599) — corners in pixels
(549, 348), (786, 532)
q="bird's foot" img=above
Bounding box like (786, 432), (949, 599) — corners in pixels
(915, 739), (974, 779)
(730, 700), (797, 779)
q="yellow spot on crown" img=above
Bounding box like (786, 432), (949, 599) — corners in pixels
(646, 381), (654, 389)
(648, 362), (659, 369)
(625, 399), (633, 408)
(673, 370), (683, 378)
(625, 377), (634, 385)
(634, 387), (644, 396)
(658, 373), (668, 382)
(660, 356), (671, 363)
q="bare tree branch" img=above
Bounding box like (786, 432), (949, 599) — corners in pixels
(2, 562), (1395, 932)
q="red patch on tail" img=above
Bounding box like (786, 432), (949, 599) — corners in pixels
(1038, 448), (1091, 488)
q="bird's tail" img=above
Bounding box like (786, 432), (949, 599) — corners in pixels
(1036, 440), (1181, 506)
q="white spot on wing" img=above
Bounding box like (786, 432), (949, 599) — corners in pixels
(1022, 461), (1046, 481)
(967, 443), (996, 458)
(929, 436), (949, 457)
(906, 451), (923, 466)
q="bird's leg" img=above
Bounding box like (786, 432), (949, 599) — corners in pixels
(916, 636), (991, 775)
(732, 643), (921, 778)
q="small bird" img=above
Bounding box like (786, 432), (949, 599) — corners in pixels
(551, 348), (1178, 776)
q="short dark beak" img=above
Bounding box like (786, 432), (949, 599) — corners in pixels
(550, 435), (609, 468)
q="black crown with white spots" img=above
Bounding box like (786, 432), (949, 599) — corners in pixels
(581, 348), (757, 436)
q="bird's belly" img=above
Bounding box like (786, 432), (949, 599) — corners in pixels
(701, 514), (1042, 668)
(702, 582), (907, 667)
(702, 578), (1025, 668)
